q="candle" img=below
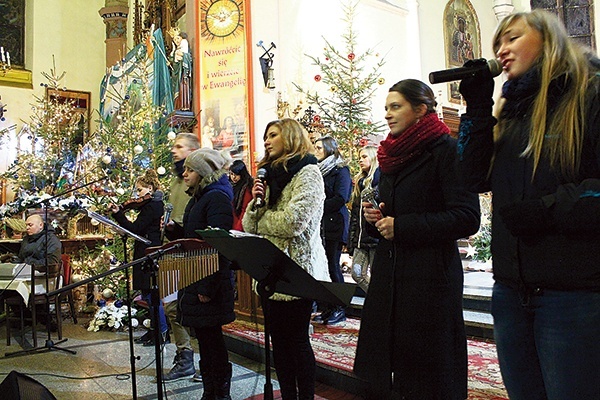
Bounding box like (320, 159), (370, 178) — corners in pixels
(6, 52), (9, 67)
(0, 47), (5, 63)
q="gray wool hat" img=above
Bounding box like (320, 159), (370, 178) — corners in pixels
(184, 148), (226, 177)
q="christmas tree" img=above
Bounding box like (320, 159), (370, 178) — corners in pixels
(293, 0), (387, 172)
(1, 57), (84, 194)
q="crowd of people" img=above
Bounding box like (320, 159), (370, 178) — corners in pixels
(3, 9), (597, 400)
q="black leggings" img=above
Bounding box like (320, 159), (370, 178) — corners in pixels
(268, 298), (315, 400)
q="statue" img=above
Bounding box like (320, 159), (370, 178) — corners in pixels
(168, 27), (192, 111)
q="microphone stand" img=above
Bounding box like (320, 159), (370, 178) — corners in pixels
(5, 176), (108, 358)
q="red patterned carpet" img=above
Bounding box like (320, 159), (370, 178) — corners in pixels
(224, 317), (508, 400)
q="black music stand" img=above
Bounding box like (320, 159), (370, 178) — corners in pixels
(199, 229), (355, 400)
(83, 209), (152, 400)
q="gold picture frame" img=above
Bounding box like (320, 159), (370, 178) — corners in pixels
(443, 0), (481, 104)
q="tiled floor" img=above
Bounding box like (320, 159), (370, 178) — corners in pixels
(0, 317), (280, 399)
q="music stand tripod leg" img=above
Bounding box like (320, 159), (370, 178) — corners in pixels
(257, 275), (278, 400)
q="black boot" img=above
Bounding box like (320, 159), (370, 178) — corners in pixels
(214, 362), (233, 400)
(163, 349), (196, 381)
(200, 359), (215, 400)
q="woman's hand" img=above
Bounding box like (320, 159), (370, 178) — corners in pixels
(362, 201), (384, 224)
(109, 203), (120, 214)
(252, 179), (266, 203)
(375, 216), (395, 241)
(198, 294), (211, 303)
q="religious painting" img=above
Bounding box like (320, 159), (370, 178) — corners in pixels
(195, 0), (254, 169)
(443, 0), (481, 104)
(46, 88), (91, 150)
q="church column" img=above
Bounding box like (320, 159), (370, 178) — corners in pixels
(493, 0), (514, 22)
(99, 0), (129, 68)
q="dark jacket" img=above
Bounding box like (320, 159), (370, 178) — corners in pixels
(457, 72), (600, 292)
(321, 165), (352, 244)
(112, 191), (164, 290)
(348, 168), (380, 253)
(354, 135), (480, 399)
(18, 225), (62, 276)
(169, 174), (236, 328)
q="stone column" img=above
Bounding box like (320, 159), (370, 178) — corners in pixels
(99, 0), (129, 68)
(493, 0), (514, 22)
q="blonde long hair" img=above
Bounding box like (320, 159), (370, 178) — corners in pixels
(352, 145), (378, 202)
(258, 119), (313, 170)
(493, 10), (592, 179)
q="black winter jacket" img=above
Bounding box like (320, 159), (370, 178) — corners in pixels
(321, 165), (352, 244)
(348, 168), (380, 253)
(458, 70), (600, 292)
(168, 174), (236, 328)
(18, 226), (62, 276)
(112, 191), (164, 290)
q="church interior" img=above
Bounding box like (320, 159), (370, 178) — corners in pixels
(0, 0), (598, 399)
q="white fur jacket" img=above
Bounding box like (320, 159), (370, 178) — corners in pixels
(242, 163), (330, 301)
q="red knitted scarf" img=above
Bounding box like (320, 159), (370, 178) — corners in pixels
(377, 113), (450, 174)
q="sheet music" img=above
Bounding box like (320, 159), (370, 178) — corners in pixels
(84, 209), (151, 245)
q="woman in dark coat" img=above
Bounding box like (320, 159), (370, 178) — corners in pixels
(166, 148), (235, 400)
(353, 79), (480, 400)
(313, 136), (352, 325)
(111, 169), (167, 343)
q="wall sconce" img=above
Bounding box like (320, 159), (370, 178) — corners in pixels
(257, 40), (276, 89)
(0, 96), (7, 121)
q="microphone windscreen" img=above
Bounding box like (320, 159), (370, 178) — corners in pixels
(487, 59), (502, 78)
(257, 168), (268, 180)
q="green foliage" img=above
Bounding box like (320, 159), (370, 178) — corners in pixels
(293, 0), (387, 173)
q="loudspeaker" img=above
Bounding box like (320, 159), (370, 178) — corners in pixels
(0, 370), (57, 400)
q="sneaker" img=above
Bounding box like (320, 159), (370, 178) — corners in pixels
(326, 309), (346, 325)
(134, 330), (152, 344)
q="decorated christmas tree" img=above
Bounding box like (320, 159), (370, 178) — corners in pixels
(1, 57), (84, 194)
(293, 1), (387, 172)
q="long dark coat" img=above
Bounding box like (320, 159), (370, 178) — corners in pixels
(353, 135), (480, 399)
(168, 174), (236, 328)
(321, 165), (352, 244)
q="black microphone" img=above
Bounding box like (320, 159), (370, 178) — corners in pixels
(161, 203), (173, 241)
(428, 59), (502, 84)
(254, 168), (268, 208)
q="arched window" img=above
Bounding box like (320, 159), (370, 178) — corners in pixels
(531, 0), (596, 50)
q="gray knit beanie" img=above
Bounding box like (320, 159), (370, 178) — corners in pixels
(184, 148), (226, 177)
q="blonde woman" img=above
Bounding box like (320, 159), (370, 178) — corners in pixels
(348, 145), (380, 293)
(458, 10), (600, 399)
(243, 118), (329, 400)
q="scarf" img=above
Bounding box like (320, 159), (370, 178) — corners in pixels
(264, 154), (317, 206)
(377, 112), (449, 174)
(501, 66), (569, 120)
(318, 154), (345, 177)
(174, 159), (185, 178)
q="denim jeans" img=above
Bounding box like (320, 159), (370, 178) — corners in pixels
(142, 291), (169, 334)
(491, 282), (600, 400)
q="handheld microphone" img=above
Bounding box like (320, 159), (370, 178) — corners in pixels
(428, 58), (502, 84)
(161, 203), (173, 242)
(254, 168), (268, 208)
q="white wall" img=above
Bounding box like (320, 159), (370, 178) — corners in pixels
(0, 0), (107, 170)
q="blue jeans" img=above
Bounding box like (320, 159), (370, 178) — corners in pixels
(491, 282), (600, 400)
(142, 291), (168, 334)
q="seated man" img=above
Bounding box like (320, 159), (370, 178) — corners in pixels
(17, 214), (62, 277)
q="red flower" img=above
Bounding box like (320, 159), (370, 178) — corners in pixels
(348, 53), (355, 61)
(314, 75), (322, 82)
